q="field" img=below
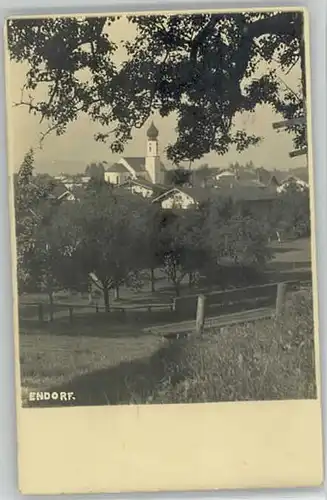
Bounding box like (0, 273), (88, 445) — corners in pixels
(18, 237), (316, 406)
(20, 286), (316, 406)
(266, 237), (312, 282)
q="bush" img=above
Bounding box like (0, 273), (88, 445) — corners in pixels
(148, 287), (316, 403)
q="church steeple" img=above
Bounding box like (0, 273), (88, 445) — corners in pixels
(147, 121), (159, 140)
(146, 121), (159, 158)
(145, 121), (163, 184)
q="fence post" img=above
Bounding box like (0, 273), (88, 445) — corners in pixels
(69, 307), (73, 324)
(195, 294), (206, 335)
(38, 303), (44, 322)
(275, 282), (287, 319)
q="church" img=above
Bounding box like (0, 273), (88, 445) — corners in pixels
(104, 122), (166, 187)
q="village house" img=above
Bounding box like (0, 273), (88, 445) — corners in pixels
(54, 174), (91, 190)
(192, 165), (279, 192)
(152, 185), (277, 214)
(215, 168), (236, 182)
(104, 122), (166, 187)
(214, 166), (279, 190)
(276, 175), (309, 193)
(49, 183), (85, 202)
(117, 178), (167, 199)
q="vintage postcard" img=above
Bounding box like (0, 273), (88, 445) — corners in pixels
(4, 6), (323, 494)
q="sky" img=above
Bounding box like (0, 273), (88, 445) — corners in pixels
(6, 15), (308, 175)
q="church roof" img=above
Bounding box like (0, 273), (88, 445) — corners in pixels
(122, 157), (166, 173)
(106, 162), (129, 173)
(122, 157), (146, 172)
(147, 121), (159, 139)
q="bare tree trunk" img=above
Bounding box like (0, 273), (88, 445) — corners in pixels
(150, 268), (156, 292)
(48, 290), (54, 322)
(103, 286), (110, 312)
(173, 281), (181, 297)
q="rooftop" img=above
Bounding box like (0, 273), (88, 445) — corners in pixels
(106, 163), (129, 174)
(119, 178), (167, 192)
(120, 157), (166, 173)
(153, 185), (277, 205)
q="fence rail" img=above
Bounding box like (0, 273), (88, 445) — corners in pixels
(164, 279), (309, 339)
(19, 279), (310, 327)
(172, 280), (304, 317)
(19, 301), (173, 323)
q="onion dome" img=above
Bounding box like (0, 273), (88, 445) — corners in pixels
(147, 121), (159, 140)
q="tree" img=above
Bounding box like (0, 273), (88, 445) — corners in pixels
(200, 197), (273, 288)
(15, 161), (84, 309)
(67, 184), (153, 311)
(157, 209), (208, 296)
(142, 205), (164, 293)
(269, 183), (310, 239)
(86, 174), (111, 192)
(85, 162), (105, 179)
(20, 218), (76, 313)
(165, 167), (192, 187)
(245, 161), (255, 170)
(14, 149), (61, 294)
(192, 164), (212, 187)
(7, 11), (306, 162)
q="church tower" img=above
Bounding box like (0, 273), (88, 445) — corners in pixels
(145, 121), (164, 184)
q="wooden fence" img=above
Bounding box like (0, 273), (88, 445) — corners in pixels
(173, 281), (304, 317)
(19, 280), (309, 329)
(171, 280), (307, 337)
(19, 301), (173, 324)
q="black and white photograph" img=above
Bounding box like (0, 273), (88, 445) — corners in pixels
(5, 8), (319, 410)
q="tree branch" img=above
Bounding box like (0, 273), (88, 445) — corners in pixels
(88, 273), (104, 291)
(246, 12), (302, 40)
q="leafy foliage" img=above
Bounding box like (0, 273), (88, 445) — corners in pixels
(197, 197), (273, 288)
(7, 11), (306, 161)
(15, 150), (62, 293)
(270, 183), (310, 238)
(15, 158), (274, 299)
(85, 162), (105, 179)
(165, 167), (192, 186)
(157, 209), (208, 295)
(15, 157), (309, 304)
(65, 183), (155, 309)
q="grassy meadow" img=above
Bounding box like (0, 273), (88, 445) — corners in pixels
(20, 284), (317, 407)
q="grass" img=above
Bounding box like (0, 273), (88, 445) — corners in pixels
(18, 237), (314, 406)
(148, 286), (317, 404)
(20, 286), (317, 407)
(20, 329), (164, 396)
(269, 236), (310, 261)
(265, 237), (312, 283)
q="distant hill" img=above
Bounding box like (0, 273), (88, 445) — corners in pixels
(15, 156), (308, 185)
(34, 160), (89, 175)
